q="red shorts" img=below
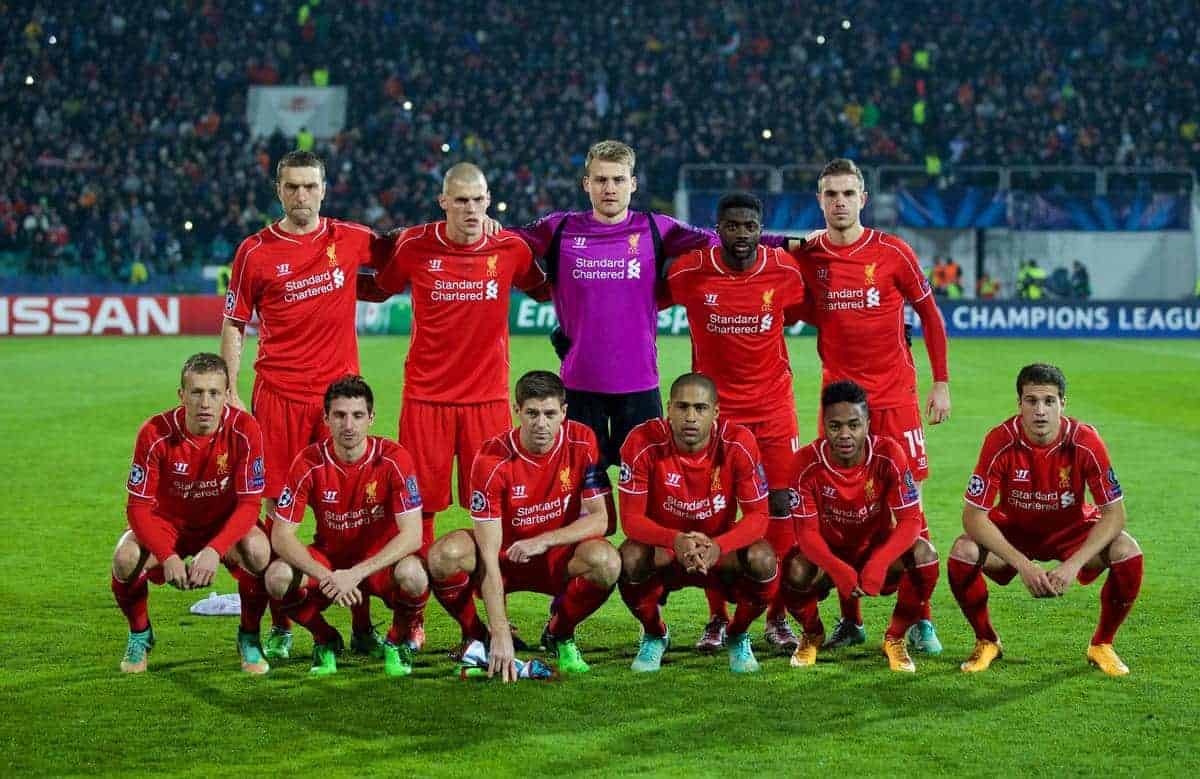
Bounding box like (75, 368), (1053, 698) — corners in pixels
(300, 544), (404, 602)
(657, 550), (770, 605)
(871, 404), (928, 481)
(130, 523), (242, 583)
(992, 504), (1101, 564)
(783, 543), (915, 597)
(399, 398), (511, 513)
(738, 415), (800, 490)
(252, 380), (328, 498)
(481, 544), (578, 596)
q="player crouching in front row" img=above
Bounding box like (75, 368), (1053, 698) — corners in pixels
(617, 373), (779, 674)
(113, 353), (272, 674)
(265, 376), (428, 677)
(427, 371), (620, 682)
(949, 363), (1142, 676)
(782, 380), (939, 673)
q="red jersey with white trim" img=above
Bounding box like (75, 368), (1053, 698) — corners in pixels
(126, 405), (265, 530)
(666, 245), (806, 422)
(791, 434), (921, 557)
(799, 229), (933, 409)
(964, 416), (1123, 537)
(225, 218), (388, 402)
(273, 437), (423, 563)
(619, 418), (768, 537)
(375, 223), (544, 404)
(468, 421), (610, 550)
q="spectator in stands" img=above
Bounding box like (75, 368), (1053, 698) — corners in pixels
(1071, 261), (1092, 299)
(1018, 259), (1047, 300)
(977, 272), (1000, 299)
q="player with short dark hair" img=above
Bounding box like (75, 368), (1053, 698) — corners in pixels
(265, 376), (426, 677)
(617, 373), (777, 674)
(426, 370), (619, 682)
(792, 157), (951, 654)
(782, 380), (939, 673)
(663, 191), (808, 654)
(112, 353), (271, 674)
(950, 363), (1142, 676)
(221, 149), (393, 659)
(364, 164), (547, 650)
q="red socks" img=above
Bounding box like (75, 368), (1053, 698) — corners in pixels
(547, 576), (614, 639)
(111, 573), (150, 632)
(229, 567), (269, 634)
(886, 561), (939, 640)
(704, 588), (731, 623)
(728, 571), (779, 637)
(431, 571), (486, 642)
(948, 556), (999, 642)
(619, 574), (668, 637)
(387, 587), (430, 644)
(1093, 554), (1143, 645)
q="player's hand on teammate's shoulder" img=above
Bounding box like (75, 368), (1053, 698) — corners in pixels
(926, 381), (952, 425)
(483, 216), (502, 236)
(162, 555), (189, 589)
(488, 625), (518, 683)
(1019, 562), (1057, 598)
(187, 547), (220, 589)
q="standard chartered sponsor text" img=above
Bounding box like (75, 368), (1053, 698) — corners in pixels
(432, 278), (487, 302)
(572, 257), (628, 280)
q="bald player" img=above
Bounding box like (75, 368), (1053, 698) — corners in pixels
(362, 164), (547, 650)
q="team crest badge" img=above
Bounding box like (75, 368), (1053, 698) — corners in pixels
(470, 490), (487, 513)
(628, 233), (640, 253)
(966, 474), (985, 498)
(327, 244), (337, 266)
(1058, 466), (1071, 488)
(864, 263), (877, 286)
(486, 254), (498, 277)
(128, 463), (146, 487)
(710, 467), (722, 492)
(559, 466), (573, 493)
(619, 463), (633, 484)
(761, 289), (775, 311)
(215, 452), (229, 476)
(864, 478), (876, 502)
(365, 480), (378, 504)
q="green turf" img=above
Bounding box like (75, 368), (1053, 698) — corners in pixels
(1, 335), (1197, 776)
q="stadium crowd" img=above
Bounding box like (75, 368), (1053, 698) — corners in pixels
(1, 0), (1197, 276)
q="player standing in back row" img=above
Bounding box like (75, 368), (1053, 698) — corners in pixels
(222, 150), (392, 660)
(794, 158), (951, 655)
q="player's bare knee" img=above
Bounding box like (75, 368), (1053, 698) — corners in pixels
(767, 489), (791, 519)
(577, 539), (621, 587)
(428, 530), (475, 580)
(1108, 531), (1142, 563)
(911, 536), (938, 566)
(392, 555), (429, 596)
(264, 560), (298, 600)
(112, 535), (145, 581)
(235, 528), (271, 575)
(619, 540), (654, 582)
(950, 534), (981, 564)
(744, 540), (778, 581)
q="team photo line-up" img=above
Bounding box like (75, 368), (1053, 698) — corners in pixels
(112, 141), (1142, 682)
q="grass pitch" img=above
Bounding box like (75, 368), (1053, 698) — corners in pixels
(1, 334), (1197, 777)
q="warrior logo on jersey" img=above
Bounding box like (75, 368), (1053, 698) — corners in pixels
(1106, 467), (1122, 497)
(1059, 466), (1071, 488)
(967, 474), (985, 498)
(628, 234), (641, 253)
(486, 254), (498, 277)
(470, 490), (487, 513)
(216, 453), (229, 476)
(278, 487), (295, 509)
(761, 289), (775, 311)
(619, 463), (633, 484)
(864, 478), (876, 502)
(710, 467), (722, 492)
(864, 263), (877, 286)
(405, 475), (422, 504)
(365, 480), (378, 504)
(665, 472), (682, 487)
(129, 463), (146, 487)
(327, 244), (337, 267)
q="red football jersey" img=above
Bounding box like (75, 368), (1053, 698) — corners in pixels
(468, 421), (610, 550)
(964, 416), (1123, 541)
(791, 434), (921, 557)
(375, 223), (544, 403)
(273, 436), (423, 564)
(666, 245), (806, 422)
(126, 405), (265, 531)
(225, 218), (388, 402)
(619, 418), (768, 540)
(799, 229), (933, 409)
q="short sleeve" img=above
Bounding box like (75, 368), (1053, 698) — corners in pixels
(126, 421), (164, 500)
(469, 454), (506, 522)
(274, 453), (314, 524)
(1078, 427), (1123, 506)
(234, 415), (266, 495)
(964, 431), (1005, 510)
(225, 236), (262, 322)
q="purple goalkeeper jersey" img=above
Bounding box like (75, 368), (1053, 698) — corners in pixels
(515, 210), (787, 394)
